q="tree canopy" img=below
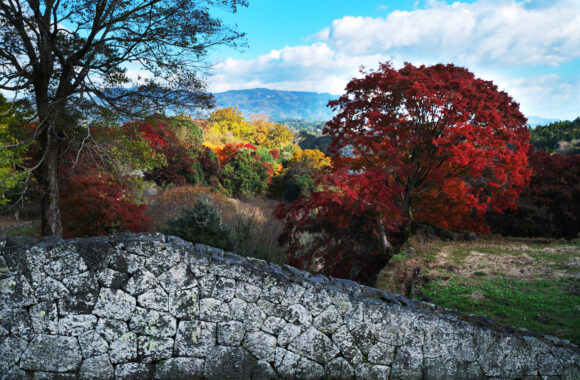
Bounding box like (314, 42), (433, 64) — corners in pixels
(0, 0), (248, 235)
(276, 62), (531, 281)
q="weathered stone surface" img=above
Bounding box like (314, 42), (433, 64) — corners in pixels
(312, 304), (343, 334)
(390, 346), (424, 379)
(275, 348), (300, 378)
(0, 336), (28, 375)
(57, 291), (97, 315)
(129, 307), (176, 337)
(212, 277), (236, 301)
(288, 326), (340, 364)
(325, 357), (355, 379)
(243, 331), (277, 362)
(29, 301), (58, 334)
(285, 304), (312, 327)
(174, 321), (216, 357)
(236, 281), (262, 302)
(43, 243), (87, 280)
(217, 321), (245, 346)
(34, 276), (68, 302)
(62, 271), (98, 295)
(295, 356), (325, 379)
(204, 346), (255, 380)
(277, 323), (302, 347)
(123, 270), (158, 296)
(169, 288), (199, 319)
(78, 330), (109, 358)
(257, 299), (286, 317)
(144, 247), (182, 277)
(57, 314), (97, 336)
(79, 354), (114, 380)
(96, 268), (129, 289)
(302, 287), (332, 316)
(153, 357), (204, 380)
(1, 234), (578, 379)
(1, 276), (36, 308)
(93, 288), (136, 320)
(109, 332), (137, 364)
(244, 303), (267, 331)
(331, 325), (364, 365)
(0, 306), (32, 335)
(137, 287), (169, 311)
(157, 262), (196, 293)
(114, 363), (151, 380)
(227, 297), (247, 320)
(137, 335), (173, 363)
(199, 297), (230, 322)
(368, 341), (396, 365)
(19, 334), (82, 372)
(108, 252), (144, 275)
(1, 366), (27, 380)
(252, 360), (277, 380)
(95, 318), (128, 342)
(262, 316), (287, 335)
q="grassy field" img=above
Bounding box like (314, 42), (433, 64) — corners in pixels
(376, 236), (580, 345)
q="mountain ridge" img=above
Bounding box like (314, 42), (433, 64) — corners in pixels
(211, 88), (561, 126)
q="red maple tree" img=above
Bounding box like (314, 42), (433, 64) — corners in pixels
(276, 62), (531, 281)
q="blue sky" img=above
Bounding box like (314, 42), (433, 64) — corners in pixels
(205, 0), (580, 120)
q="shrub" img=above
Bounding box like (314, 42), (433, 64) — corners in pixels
(61, 171), (150, 238)
(161, 196), (239, 251)
(486, 150), (580, 239)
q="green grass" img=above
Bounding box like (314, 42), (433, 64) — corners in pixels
(418, 276), (580, 345)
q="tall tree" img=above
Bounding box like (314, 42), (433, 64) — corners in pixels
(277, 62), (531, 280)
(0, 0), (247, 235)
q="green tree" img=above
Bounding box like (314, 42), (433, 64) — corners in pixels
(0, 95), (30, 207)
(0, 0), (247, 236)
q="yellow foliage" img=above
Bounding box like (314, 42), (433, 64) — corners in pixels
(288, 148), (331, 172)
(204, 107), (294, 150)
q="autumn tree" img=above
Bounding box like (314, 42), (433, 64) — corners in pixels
(276, 62), (531, 280)
(0, 0), (247, 236)
(487, 150), (580, 239)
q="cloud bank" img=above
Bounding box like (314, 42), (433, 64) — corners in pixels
(209, 0), (580, 119)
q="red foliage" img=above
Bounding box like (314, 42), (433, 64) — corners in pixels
(127, 119), (196, 187)
(269, 149), (280, 159)
(276, 62), (531, 280)
(61, 171), (150, 238)
(487, 150), (580, 238)
(215, 143), (244, 165)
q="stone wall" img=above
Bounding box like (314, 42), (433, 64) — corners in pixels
(0, 233), (578, 379)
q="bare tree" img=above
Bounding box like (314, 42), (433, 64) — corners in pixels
(0, 0), (248, 235)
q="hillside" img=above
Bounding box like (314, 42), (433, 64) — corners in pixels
(377, 236), (580, 345)
(530, 117), (580, 154)
(212, 88), (336, 121)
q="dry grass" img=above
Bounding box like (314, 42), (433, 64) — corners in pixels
(376, 236), (580, 345)
(146, 185), (287, 264)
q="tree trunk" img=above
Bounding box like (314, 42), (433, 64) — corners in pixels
(378, 213), (394, 260)
(40, 131), (63, 236)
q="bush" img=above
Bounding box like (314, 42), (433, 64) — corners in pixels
(61, 172), (150, 238)
(486, 150), (580, 239)
(161, 196), (239, 251)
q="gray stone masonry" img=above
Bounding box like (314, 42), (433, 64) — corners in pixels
(0, 233), (579, 379)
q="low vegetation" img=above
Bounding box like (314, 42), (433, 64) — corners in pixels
(376, 236), (580, 345)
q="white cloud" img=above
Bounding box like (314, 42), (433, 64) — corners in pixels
(322, 0), (580, 67)
(209, 43), (390, 94)
(209, 0), (580, 119)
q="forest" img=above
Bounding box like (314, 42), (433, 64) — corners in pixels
(0, 0), (578, 286)
(1, 63), (579, 286)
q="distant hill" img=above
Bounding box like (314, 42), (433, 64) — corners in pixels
(530, 117), (580, 154)
(211, 88), (562, 130)
(212, 88), (336, 121)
